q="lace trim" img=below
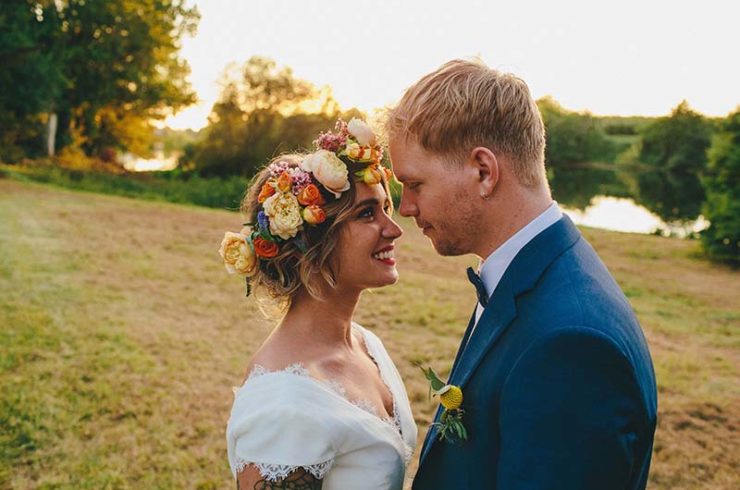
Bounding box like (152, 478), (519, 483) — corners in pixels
(234, 458), (334, 482)
(238, 362), (398, 426)
(235, 331), (413, 465)
(359, 336), (413, 464)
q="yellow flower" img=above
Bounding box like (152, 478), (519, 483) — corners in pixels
(438, 385), (464, 410)
(354, 165), (383, 185)
(219, 231), (257, 276)
(345, 142), (380, 163)
(262, 192), (303, 240)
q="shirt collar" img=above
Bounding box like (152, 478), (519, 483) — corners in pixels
(478, 202), (563, 300)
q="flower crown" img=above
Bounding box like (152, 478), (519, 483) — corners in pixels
(219, 118), (392, 288)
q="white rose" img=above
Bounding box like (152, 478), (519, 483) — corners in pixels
(347, 118), (377, 146)
(262, 192), (303, 239)
(301, 150), (350, 198)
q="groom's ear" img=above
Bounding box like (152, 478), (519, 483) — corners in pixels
(469, 147), (499, 197)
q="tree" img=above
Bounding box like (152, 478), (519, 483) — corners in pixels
(701, 109), (740, 265)
(0, 0), (199, 162)
(537, 97), (624, 209)
(634, 101), (714, 222)
(539, 97), (617, 168)
(192, 57), (350, 177)
(0, 1), (64, 161)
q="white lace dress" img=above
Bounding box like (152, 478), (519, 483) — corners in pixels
(226, 323), (418, 489)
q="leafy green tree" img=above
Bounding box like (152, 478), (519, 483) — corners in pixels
(0, 1), (64, 161)
(537, 97), (624, 209)
(701, 109), (740, 264)
(539, 97), (617, 168)
(634, 101), (714, 222)
(0, 0), (198, 161)
(55, 0), (199, 158)
(192, 57), (352, 177)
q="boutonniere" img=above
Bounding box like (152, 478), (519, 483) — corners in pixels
(417, 365), (468, 444)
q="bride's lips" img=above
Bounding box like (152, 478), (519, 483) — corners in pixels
(372, 245), (396, 266)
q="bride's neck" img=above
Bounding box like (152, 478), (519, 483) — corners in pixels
(278, 287), (360, 347)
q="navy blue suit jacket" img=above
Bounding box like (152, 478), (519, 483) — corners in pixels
(412, 216), (657, 489)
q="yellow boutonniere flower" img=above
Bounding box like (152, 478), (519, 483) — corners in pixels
(417, 365), (468, 444)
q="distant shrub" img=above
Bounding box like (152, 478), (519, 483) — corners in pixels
(604, 123), (637, 135)
(701, 109), (740, 265)
(2, 164), (251, 211)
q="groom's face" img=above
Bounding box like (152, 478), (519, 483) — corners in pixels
(390, 138), (479, 256)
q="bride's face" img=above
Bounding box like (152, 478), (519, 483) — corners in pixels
(333, 182), (403, 292)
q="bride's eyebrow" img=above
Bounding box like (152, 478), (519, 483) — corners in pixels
(351, 198), (380, 211)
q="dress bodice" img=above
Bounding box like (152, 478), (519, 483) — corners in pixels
(226, 324), (417, 489)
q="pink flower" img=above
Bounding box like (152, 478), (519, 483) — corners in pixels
(314, 131), (347, 152)
(267, 160), (292, 177)
(288, 167), (313, 195)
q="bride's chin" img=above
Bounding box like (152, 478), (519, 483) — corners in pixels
(380, 270), (400, 286)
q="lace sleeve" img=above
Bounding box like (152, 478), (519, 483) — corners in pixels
(235, 459), (333, 482)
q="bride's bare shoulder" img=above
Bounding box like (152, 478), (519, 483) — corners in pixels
(240, 331), (325, 382)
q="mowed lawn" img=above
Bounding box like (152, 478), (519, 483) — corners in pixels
(1, 179), (738, 490)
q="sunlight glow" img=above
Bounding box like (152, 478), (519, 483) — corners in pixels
(165, 0), (740, 130)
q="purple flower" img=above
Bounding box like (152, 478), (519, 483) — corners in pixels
(257, 210), (269, 232)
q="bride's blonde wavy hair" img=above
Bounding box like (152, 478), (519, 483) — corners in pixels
(241, 154), (392, 314)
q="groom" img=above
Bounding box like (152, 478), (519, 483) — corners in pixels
(387, 60), (658, 489)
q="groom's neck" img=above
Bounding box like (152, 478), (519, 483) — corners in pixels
(473, 183), (552, 260)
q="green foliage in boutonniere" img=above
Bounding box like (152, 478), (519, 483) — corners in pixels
(417, 365), (468, 444)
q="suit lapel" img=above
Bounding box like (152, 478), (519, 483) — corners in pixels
(417, 215), (582, 468)
(449, 216), (582, 389)
(450, 279), (517, 388)
(419, 307), (476, 461)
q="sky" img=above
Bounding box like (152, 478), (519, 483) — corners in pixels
(165, 0), (740, 130)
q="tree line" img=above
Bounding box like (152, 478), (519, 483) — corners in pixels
(0, 0), (198, 164)
(0, 2), (735, 264)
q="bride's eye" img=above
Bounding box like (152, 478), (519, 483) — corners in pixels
(358, 207), (375, 219)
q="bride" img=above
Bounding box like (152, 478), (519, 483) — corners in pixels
(219, 119), (417, 489)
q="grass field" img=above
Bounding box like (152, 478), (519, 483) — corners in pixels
(1, 179), (738, 489)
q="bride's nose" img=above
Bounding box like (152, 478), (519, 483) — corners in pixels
(382, 215), (403, 239)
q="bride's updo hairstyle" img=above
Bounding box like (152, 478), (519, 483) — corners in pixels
(219, 119), (393, 310)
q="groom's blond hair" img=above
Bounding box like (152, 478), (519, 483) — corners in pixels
(386, 59), (546, 187)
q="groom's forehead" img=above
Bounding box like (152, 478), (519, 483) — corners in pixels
(389, 141), (425, 179)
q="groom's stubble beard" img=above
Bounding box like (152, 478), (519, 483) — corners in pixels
(428, 184), (481, 257)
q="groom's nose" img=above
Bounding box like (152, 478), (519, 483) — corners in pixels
(398, 190), (418, 218)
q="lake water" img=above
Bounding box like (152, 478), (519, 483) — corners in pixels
(562, 196), (708, 237)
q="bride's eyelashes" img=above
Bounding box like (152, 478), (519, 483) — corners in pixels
(358, 203), (392, 220)
(358, 206), (375, 219)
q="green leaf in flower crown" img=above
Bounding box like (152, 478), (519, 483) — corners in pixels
(293, 237), (308, 254)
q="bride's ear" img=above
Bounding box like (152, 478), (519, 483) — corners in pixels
(469, 147), (498, 198)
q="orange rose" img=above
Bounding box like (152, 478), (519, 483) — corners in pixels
(277, 171), (292, 193)
(302, 205), (327, 225)
(253, 237), (279, 258)
(258, 182), (276, 203)
(297, 184), (325, 206)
